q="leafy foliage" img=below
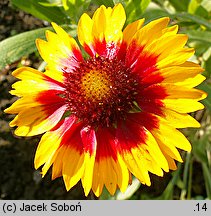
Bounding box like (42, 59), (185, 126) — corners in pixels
(0, 27), (51, 69)
(11, 0), (69, 24)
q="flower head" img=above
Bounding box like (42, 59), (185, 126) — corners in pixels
(5, 4), (206, 197)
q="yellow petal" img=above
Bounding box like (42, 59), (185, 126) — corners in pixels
(151, 129), (183, 162)
(34, 131), (61, 170)
(145, 130), (169, 172)
(92, 4), (125, 43)
(176, 74), (206, 88)
(157, 48), (195, 69)
(36, 23), (82, 75)
(105, 3), (126, 42)
(51, 22), (79, 49)
(115, 154), (130, 193)
(163, 84), (207, 100)
(81, 152), (96, 196)
(78, 13), (95, 54)
(78, 3), (125, 56)
(12, 67), (45, 80)
(162, 151), (177, 170)
(62, 147), (85, 191)
(8, 67), (64, 97)
(138, 144), (164, 176)
(163, 98), (204, 113)
(10, 80), (48, 97)
(162, 25), (178, 35)
(121, 147), (151, 186)
(92, 152), (129, 197)
(152, 120), (192, 152)
(44, 69), (64, 83)
(52, 146), (66, 180)
(41, 149), (60, 177)
(92, 5), (108, 42)
(146, 34), (188, 61)
(92, 161), (104, 197)
(102, 159), (118, 195)
(5, 96), (39, 114)
(162, 109), (200, 128)
(132, 17), (170, 47)
(123, 18), (145, 44)
(12, 104), (67, 136)
(159, 62), (204, 84)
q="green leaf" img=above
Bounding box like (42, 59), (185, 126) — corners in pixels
(172, 12), (211, 30)
(185, 30), (211, 44)
(125, 0), (151, 24)
(11, 0), (69, 24)
(62, 0), (69, 10)
(192, 134), (208, 164)
(195, 6), (209, 18)
(202, 163), (211, 199)
(203, 50), (211, 78)
(156, 164), (182, 200)
(0, 24), (77, 70)
(180, 152), (191, 200)
(0, 27), (51, 70)
(188, 0), (202, 14)
(201, 0), (211, 12)
(93, 0), (114, 7)
(187, 0), (210, 18)
(129, 101), (142, 113)
(203, 47), (211, 61)
(90, 0), (151, 22)
(62, 0), (91, 23)
(198, 82), (211, 110)
(188, 41), (209, 57)
(38, 0), (63, 7)
(113, 0), (124, 5)
(168, 0), (190, 11)
(141, 2), (170, 21)
(140, 0), (151, 12)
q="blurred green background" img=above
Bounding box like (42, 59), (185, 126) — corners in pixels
(0, 0), (211, 200)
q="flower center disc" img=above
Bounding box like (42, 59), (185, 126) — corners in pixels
(64, 57), (138, 128)
(81, 70), (111, 101)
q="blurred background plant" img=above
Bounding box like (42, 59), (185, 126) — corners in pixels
(0, 0), (210, 200)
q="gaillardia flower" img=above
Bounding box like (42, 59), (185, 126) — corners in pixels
(5, 4), (206, 196)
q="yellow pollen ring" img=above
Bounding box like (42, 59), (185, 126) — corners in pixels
(81, 70), (112, 101)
